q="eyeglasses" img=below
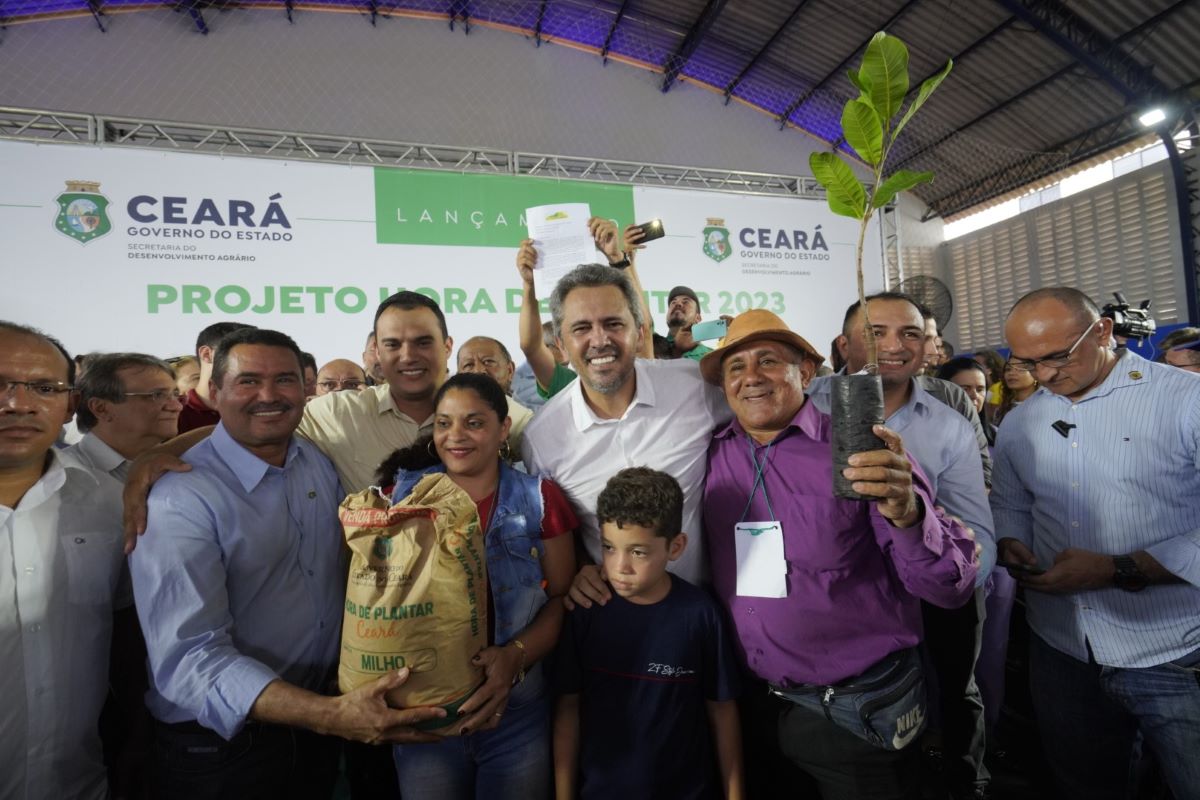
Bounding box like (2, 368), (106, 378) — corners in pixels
(1007, 321), (1098, 372)
(0, 379), (73, 401)
(124, 389), (185, 403)
(317, 380), (365, 391)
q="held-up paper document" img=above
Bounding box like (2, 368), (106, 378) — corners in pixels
(526, 203), (592, 298)
(734, 521), (788, 598)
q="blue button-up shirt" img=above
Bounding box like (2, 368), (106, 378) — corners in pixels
(991, 350), (1200, 668)
(131, 423), (346, 740)
(809, 376), (996, 585)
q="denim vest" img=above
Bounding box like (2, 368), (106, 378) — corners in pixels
(391, 460), (549, 705)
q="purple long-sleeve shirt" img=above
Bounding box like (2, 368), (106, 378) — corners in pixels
(703, 399), (977, 686)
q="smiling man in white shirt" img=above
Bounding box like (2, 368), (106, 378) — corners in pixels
(522, 264), (730, 595)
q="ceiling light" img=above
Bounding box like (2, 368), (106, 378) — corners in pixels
(1138, 108), (1166, 127)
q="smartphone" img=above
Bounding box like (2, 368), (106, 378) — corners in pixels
(996, 559), (1046, 576)
(633, 218), (666, 243)
(691, 319), (728, 342)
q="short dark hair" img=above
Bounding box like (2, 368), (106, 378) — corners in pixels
(195, 322), (255, 357)
(75, 353), (174, 432)
(0, 321), (75, 384)
(300, 351), (318, 374)
(596, 467), (684, 541)
(841, 291), (926, 336)
(211, 328), (303, 386)
(374, 291), (449, 340)
(935, 357), (987, 385)
(941, 340), (956, 358)
(459, 336), (513, 366)
(1159, 326), (1200, 351)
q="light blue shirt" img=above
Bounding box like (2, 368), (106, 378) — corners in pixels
(809, 376), (996, 586)
(131, 423), (346, 740)
(511, 360), (546, 412)
(991, 350), (1200, 668)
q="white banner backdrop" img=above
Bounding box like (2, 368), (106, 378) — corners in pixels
(0, 140), (882, 367)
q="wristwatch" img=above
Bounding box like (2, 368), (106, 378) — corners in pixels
(608, 252), (631, 269)
(1112, 555), (1148, 592)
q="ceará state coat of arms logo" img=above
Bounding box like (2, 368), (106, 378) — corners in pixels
(54, 180), (112, 244)
(702, 217), (731, 263)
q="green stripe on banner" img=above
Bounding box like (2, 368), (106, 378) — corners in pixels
(374, 169), (636, 247)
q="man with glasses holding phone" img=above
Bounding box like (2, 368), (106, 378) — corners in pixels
(0, 321), (132, 799)
(63, 353), (183, 482)
(991, 287), (1200, 800)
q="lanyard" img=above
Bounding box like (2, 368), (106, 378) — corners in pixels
(740, 435), (777, 523)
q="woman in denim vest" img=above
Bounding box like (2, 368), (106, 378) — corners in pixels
(376, 372), (577, 800)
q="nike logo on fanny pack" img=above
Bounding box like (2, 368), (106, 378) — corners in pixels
(891, 706), (926, 750)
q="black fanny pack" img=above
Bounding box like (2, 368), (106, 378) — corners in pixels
(770, 647), (927, 751)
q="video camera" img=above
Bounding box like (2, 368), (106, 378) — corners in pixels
(1101, 292), (1156, 341)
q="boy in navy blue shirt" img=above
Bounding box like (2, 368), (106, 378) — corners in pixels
(553, 467), (744, 800)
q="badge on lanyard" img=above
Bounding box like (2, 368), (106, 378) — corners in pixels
(735, 436), (787, 598)
(735, 520), (787, 598)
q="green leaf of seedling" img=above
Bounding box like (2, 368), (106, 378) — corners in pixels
(841, 98), (884, 167)
(809, 152), (867, 219)
(847, 68), (872, 102)
(871, 169), (934, 208)
(862, 32), (910, 125)
(891, 58), (953, 145)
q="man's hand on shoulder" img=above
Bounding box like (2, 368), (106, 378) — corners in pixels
(563, 564), (611, 610)
(123, 451), (192, 554)
(843, 425), (921, 528)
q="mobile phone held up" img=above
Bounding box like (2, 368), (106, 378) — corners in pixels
(691, 319), (728, 342)
(996, 560), (1046, 576)
(633, 218), (666, 243)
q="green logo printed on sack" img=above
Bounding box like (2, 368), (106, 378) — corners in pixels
(374, 170), (635, 247)
(372, 535), (392, 561)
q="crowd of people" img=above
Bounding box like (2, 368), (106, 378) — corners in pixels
(3, 217), (1199, 800)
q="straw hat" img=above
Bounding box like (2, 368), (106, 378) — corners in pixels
(699, 309), (825, 385)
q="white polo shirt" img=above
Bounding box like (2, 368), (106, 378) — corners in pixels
(521, 358), (730, 583)
(0, 453), (129, 800)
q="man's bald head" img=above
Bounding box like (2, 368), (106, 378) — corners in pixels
(1005, 287), (1115, 400)
(456, 336), (515, 393)
(315, 359), (367, 395)
(1008, 287), (1101, 328)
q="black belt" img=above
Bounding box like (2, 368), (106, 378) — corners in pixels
(154, 718), (269, 738)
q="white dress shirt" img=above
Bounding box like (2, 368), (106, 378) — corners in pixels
(0, 453), (128, 800)
(61, 431), (132, 483)
(522, 358), (731, 583)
